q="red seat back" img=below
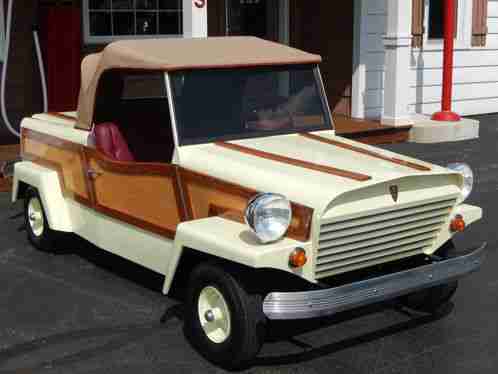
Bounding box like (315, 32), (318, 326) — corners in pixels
(94, 122), (135, 162)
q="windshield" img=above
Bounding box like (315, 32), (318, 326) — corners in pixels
(170, 65), (332, 145)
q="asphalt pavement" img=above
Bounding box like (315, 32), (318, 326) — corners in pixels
(0, 114), (497, 373)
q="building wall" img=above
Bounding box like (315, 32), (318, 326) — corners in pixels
(361, 0), (498, 119)
(0, 0), (42, 144)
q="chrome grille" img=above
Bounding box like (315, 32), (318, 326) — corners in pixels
(316, 197), (457, 279)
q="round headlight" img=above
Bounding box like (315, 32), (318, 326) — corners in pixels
(245, 193), (292, 244)
(447, 163), (474, 202)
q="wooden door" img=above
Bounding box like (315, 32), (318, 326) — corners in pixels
(290, 0), (354, 116)
(40, 4), (82, 112)
(208, 0), (227, 36)
(208, 0), (279, 41)
(84, 149), (186, 239)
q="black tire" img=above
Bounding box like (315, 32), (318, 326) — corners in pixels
(183, 263), (266, 370)
(399, 241), (458, 314)
(24, 187), (59, 252)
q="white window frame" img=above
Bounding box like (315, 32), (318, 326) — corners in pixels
(82, 0), (183, 44)
(423, 0), (473, 50)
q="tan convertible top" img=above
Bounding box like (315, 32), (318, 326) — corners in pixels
(76, 37), (322, 130)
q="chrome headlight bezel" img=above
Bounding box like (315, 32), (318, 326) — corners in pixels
(245, 193), (292, 244)
(447, 162), (474, 202)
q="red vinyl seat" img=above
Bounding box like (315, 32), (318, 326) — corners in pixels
(94, 122), (135, 162)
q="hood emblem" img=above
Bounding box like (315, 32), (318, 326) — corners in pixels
(389, 185), (399, 202)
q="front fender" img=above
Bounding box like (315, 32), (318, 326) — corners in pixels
(12, 161), (73, 232)
(162, 216), (313, 294)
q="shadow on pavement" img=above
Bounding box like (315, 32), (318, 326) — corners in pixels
(254, 303), (452, 368)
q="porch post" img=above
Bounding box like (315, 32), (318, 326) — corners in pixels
(183, 0), (208, 38)
(381, 0), (414, 127)
(431, 0), (461, 121)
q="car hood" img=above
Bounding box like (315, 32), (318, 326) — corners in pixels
(176, 130), (462, 214)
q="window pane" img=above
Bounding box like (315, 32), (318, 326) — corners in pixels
(90, 12), (112, 36)
(112, 0), (133, 9)
(89, 0), (110, 9)
(159, 0), (181, 10)
(136, 0), (158, 10)
(136, 12), (158, 34)
(428, 0), (444, 39)
(159, 12), (182, 34)
(113, 12), (135, 35)
(171, 66), (330, 145)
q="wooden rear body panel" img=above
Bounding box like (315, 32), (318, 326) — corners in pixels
(21, 129), (92, 205)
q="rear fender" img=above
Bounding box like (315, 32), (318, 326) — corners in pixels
(12, 161), (73, 232)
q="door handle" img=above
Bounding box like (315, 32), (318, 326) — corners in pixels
(87, 169), (103, 180)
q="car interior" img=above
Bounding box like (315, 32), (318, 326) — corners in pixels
(93, 69), (175, 164)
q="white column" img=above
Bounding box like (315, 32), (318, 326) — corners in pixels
(183, 0), (208, 38)
(381, 0), (414, 127)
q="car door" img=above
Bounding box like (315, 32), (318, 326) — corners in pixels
(83, 147), (186, 240)
(83, 69), (186, 241)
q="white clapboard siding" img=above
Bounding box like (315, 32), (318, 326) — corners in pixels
(367, 98), (498, 118)
(367, 67), (498, 91)
(366, 81), (498, 108)
(361, 0), (498, 117)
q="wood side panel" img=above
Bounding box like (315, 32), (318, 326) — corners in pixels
(216, 141), (371, 181)
(86, 149), (186, 239)
(20, 129), (313, 241)
(208, 204), (246, 224)
(178, 168), (313, 242)
(301, 133), (431, 171)
(21, 128), (92, 205)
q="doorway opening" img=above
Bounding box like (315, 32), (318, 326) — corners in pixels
(208, 0), (354, 117)
(208, 0), (280, 41)
(289, 1), (354, 116)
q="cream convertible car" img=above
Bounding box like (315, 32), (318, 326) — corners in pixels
(11, 38), (486, 369)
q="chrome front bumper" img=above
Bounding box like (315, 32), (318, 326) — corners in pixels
(263, 243), (487, 320)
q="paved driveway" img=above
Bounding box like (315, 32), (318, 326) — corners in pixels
(0, 115), (497, 374)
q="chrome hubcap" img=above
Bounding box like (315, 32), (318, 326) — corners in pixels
(28, 197), (44, 237)
(198, 286), (231, 344)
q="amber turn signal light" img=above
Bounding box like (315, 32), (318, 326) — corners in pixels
(450, 215), (466, 232)
(289, 248), (307, 268)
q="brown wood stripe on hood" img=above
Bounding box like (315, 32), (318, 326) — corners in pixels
(216, 141), (371, 182)
(301, 133), (432, 172)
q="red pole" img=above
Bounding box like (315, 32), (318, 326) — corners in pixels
(431, 0), (461, 122)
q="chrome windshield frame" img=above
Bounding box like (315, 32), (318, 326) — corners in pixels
(314, 66), (335, 131)
(164, 72), (180, 148)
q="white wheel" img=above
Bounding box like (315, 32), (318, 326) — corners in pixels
(198, 286), (232, 344)
(184, 263), (266, 369)
(27, 196), (45, 237)
(24, 187), (61, 252)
